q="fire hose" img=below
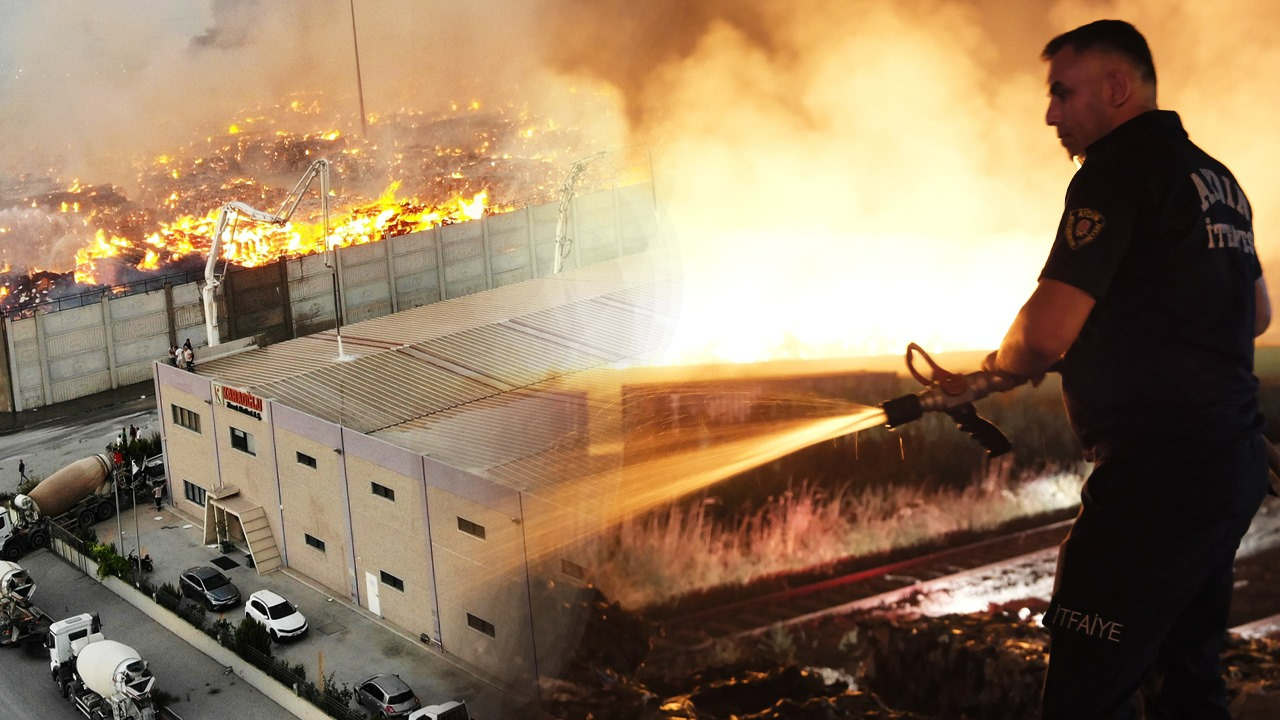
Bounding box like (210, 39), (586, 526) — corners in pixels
(877, 345), (1280, 490)
(878, 343), (1029, 457)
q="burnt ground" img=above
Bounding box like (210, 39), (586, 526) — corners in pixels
(522, 513), (1280, 719)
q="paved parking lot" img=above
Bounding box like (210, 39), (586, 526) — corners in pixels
(96, 480), (513, 719)
(2, 387), (524, 719)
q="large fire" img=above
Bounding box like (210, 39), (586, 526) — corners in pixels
(72, 181), (494, 285)
(1, 98), (625, 311)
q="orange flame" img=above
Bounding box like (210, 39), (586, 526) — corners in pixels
(73, 183), (500, 284)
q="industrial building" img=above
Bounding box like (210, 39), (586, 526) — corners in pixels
(154, 251), (681, 692)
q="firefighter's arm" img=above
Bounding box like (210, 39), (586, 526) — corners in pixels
(983, 279), (1095, 379)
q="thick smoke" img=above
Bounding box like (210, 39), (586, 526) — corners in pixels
(0, 0), (613, 179)
(535, 0), (1280, 355)
(0, 0), (1276, 353)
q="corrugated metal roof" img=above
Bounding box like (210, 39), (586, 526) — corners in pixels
(198, 253), (680, 469)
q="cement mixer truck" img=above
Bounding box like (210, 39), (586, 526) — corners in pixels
(0, 453), (154, 560)
(48, 613), (157, 720)
(0, 559), (51, 646)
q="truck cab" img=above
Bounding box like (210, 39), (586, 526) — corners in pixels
(48, 613), (103, 671)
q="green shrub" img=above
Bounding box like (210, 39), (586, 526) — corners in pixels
(90, 542), (131, 580)
(156, 582), (182, 611)
(321, 672), (353, 707)
(180, 602), (207, 627)
(235, 617), (273, 659)
(212, 618), (235, 649)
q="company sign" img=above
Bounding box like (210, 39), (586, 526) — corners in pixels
(213, 383), (264, 420)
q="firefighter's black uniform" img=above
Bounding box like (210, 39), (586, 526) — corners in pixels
(1038, 110), (1270, 719)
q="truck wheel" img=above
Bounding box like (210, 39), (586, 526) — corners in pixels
(28, 530), (49, 549)
(95, 502), (115, 522)
(77, 509), (97, 528)
(2, 542), (21, 561)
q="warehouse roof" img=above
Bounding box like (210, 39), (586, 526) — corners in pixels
(196, 252), (680, 481)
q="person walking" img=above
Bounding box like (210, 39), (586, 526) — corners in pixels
(153, 482), (164, 511)
(17, 459), (26, 482)
(981, 19), (1270, 719)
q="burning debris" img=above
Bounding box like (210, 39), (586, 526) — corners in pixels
(0, 98), (636, 316)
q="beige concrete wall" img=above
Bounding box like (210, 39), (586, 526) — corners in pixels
(344, 436), (436, 641)
(155, 364), (218, 517)
(105, 288), (170, 386)
(519, 493), (603, 680)
(273, 424), (351, 598)
(211, 386), (277, 543)
(426, 485), (537, 691)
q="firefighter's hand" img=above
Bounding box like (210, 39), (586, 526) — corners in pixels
(981, 351), (1045, 388)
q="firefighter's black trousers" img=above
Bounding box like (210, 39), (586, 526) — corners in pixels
(1041, 434), (1269, 720)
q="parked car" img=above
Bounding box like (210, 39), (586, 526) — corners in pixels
(179, 565), (242, 611)
(407, 700), (470, 720)
(245, 589), (308, 641)
(355, 674), (421, 718)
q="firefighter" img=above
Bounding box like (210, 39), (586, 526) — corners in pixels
(982, 20), (1270, 719)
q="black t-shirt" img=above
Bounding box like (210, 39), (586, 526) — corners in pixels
(1040, 110), (1262, 456)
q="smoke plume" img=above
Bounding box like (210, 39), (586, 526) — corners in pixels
(0, 0), (1277, 355)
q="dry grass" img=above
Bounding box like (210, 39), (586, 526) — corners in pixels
(588, 465), (1084, 610)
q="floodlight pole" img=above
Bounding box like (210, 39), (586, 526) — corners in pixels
(133, 475), (142, 582)
(113, 465), (123, 557)
(350, 0), (368, 138)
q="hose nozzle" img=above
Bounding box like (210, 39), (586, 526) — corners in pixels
(877, 344), (1028, 457)
(881, 370), (1026, 428)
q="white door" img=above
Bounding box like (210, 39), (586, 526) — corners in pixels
(365, 572), (381, 617)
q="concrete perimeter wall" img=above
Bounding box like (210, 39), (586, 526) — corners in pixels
(1, 183), (657, 412)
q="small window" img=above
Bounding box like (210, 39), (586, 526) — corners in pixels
(171, 404), (201, 433)
(561, 559), (588, 580)
(371, 482), (395, 501)
(467, 613), (496, 638)
(183, 480), (207, 507)
(380, 571), (404, 592)
(230, 427), (255, 455)
(296, 452), (317, 468)
(457, 517), (486, 540)
(304, 534), (325, 552)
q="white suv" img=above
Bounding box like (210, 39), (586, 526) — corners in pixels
(245, 589), (308, 641)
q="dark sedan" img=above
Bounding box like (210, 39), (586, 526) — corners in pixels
(179, 565), (242, 611)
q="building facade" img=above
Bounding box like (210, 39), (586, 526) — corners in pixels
(154, 254), (678, 692)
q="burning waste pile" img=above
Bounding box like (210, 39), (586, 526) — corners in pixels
(0, 97), (634, 317)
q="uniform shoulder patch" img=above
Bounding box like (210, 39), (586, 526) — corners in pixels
(1065, 208), (1105, 249)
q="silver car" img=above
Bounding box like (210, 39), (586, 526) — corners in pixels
(355, 674), (421, 718)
